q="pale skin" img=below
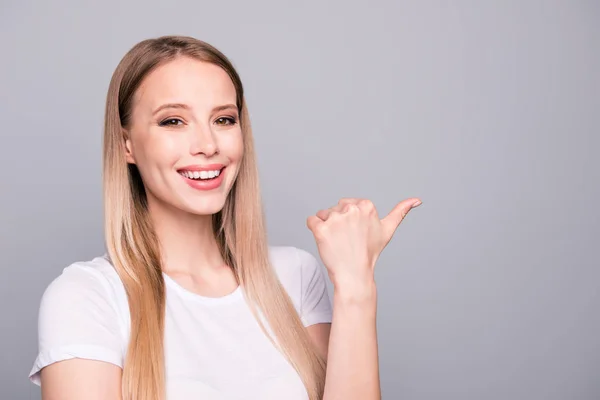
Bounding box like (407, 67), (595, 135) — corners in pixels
(309, 196), (421, 400)
(40, 56), (421, 399)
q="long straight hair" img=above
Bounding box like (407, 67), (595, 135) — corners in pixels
(102, 35), (326, 400)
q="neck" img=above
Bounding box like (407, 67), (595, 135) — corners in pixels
(146, 197), (225, 276)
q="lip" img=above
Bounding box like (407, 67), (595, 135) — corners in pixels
(179, 166), (226, 191)
(177, 163), (226, 172)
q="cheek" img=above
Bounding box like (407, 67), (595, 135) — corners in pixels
(222, 130), (244, 162)
(130, 134), (183, 191)
(135, 133), (182, 169)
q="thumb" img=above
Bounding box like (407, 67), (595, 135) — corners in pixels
(381, 198), (422, 240)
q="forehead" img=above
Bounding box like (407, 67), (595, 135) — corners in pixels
(133, 57), (237, 112)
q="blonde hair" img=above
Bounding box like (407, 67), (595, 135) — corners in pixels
(102, 35), (326, 400)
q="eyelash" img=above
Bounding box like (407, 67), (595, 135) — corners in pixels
(158, 116), (238, 127)
(159, 118), (184, 127)
(215, 116), (238, 126)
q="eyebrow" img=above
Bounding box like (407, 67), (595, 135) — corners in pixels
(152, 103), (238, 116)
(213, 104), (238, 113)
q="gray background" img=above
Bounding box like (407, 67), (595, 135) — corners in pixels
(1, 0), (598, 399)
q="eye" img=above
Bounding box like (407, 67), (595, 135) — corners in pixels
(159, 118), (184, 126)
(214, 116), (237, 126)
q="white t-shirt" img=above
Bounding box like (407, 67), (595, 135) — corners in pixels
(29, 246), (332, 399)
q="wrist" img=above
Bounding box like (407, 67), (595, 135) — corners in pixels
(332, 274), (377, 305)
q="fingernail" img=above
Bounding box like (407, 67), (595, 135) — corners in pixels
(412, 200), (422, 208)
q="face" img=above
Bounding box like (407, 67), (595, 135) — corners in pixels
(124, 57), (244, 216)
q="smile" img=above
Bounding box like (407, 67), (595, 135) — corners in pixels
(178, 168), (223, 181)
(177, 165), (227, 191)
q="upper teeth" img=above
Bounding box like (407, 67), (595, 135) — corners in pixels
(180, 169), (221, 180)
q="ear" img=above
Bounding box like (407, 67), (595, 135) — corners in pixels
(122, 128), (136, 164)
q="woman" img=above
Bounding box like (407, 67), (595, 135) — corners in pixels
(29, 35), (421, 400)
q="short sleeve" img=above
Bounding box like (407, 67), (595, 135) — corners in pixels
(29, 263), (124, 386)
(296, 248), (333, 327)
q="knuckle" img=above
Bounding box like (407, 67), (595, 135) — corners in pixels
(329, 210), (342, 220)
(347, 204), (360, 214)
(359, 198), (373, 207)
(358, 199), (375, 213)
(314, 222), (328, 237)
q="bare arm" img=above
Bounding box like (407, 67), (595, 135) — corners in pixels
(306, 197), (422, 400)
(41, 359), (122, 400)
(322, 280), (380, 400)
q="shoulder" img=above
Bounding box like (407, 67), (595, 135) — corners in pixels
(268, 246), (332, 326)
(50, 254), (121, 285)
(40, 255), (125, 312)
(30, 255), (128, 385)
(268, 245), (320, 290)
(37, 254), (128, 332)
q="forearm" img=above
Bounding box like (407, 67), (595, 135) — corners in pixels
(323, 279), (381, 400)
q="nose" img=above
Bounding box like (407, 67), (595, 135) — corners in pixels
(189, 124), (218, 157)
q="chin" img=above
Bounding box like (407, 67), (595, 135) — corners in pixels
(145, 182), (232, 217)
(187, 205), (225, 217)
(181, 197), (228, 217)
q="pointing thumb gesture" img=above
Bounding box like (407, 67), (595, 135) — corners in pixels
(380, 198), (422, 246)
(307, 197), (422, 289)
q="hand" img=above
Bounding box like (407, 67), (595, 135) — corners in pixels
(306, 197), (422, 288)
